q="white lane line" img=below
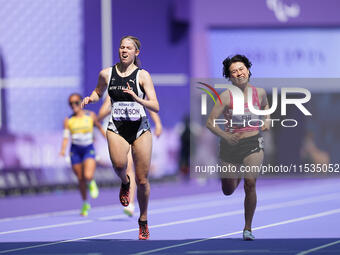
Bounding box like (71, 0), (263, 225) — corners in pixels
(1, 189), (339, 236)
(1, 195), (340, 254)
(0, 226), (140, 254)
(0, 196), (236, 235)
(1, 179), (337, 223)
(0, 205), (120, 223)
(0, 215), (128, 236)
(0, 177), (338, 223)
(296, 240), (340, 255)
(186, 250), (272, 254)
(1, 191), (339, 236)
(0, 198), (240, 235)
(0, 220), (92, 235)
(132, 208), (340, 255)
(0, 191), (221, 223)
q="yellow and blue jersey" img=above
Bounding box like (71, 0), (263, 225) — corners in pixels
(68, 111), (94, 146)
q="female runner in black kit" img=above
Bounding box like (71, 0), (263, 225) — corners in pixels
(81, 35), (159, 240)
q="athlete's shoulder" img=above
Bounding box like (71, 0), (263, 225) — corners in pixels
(255, 87), (266, 97)
(138, 69), (152, 84)
(68, 113), (75, 119)
(86, 110), (97, 119)
(63, 117), (70, 129)
(255, 87), (268, 107)
(99, 67), (112, 79)
(219, 89), (231, 106)
(139, 69), (150, 77)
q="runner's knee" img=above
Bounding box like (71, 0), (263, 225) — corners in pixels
(136, 176), (149, 186)
(112, 161), (128, 172)
(222, 185), (236, 196)
(244, 179), (256, 193)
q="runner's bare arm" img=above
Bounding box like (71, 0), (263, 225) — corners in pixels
(81, 68), (110, 108)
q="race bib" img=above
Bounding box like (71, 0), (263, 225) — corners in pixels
(112, 101), (146, 121)
(258, 137), (264, 149)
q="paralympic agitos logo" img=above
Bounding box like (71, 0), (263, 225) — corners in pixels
(197, 82), (312, 128)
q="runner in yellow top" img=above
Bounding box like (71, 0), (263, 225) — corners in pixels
(60, 93), (106, 216)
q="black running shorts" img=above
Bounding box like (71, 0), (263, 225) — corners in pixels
(219, 134), (264, 165)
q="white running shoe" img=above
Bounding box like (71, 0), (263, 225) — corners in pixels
(243, 230), (255, 240)
(123, 203), (135, 217)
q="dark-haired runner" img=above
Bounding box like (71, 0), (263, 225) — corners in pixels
(207, 55), (270, 240)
